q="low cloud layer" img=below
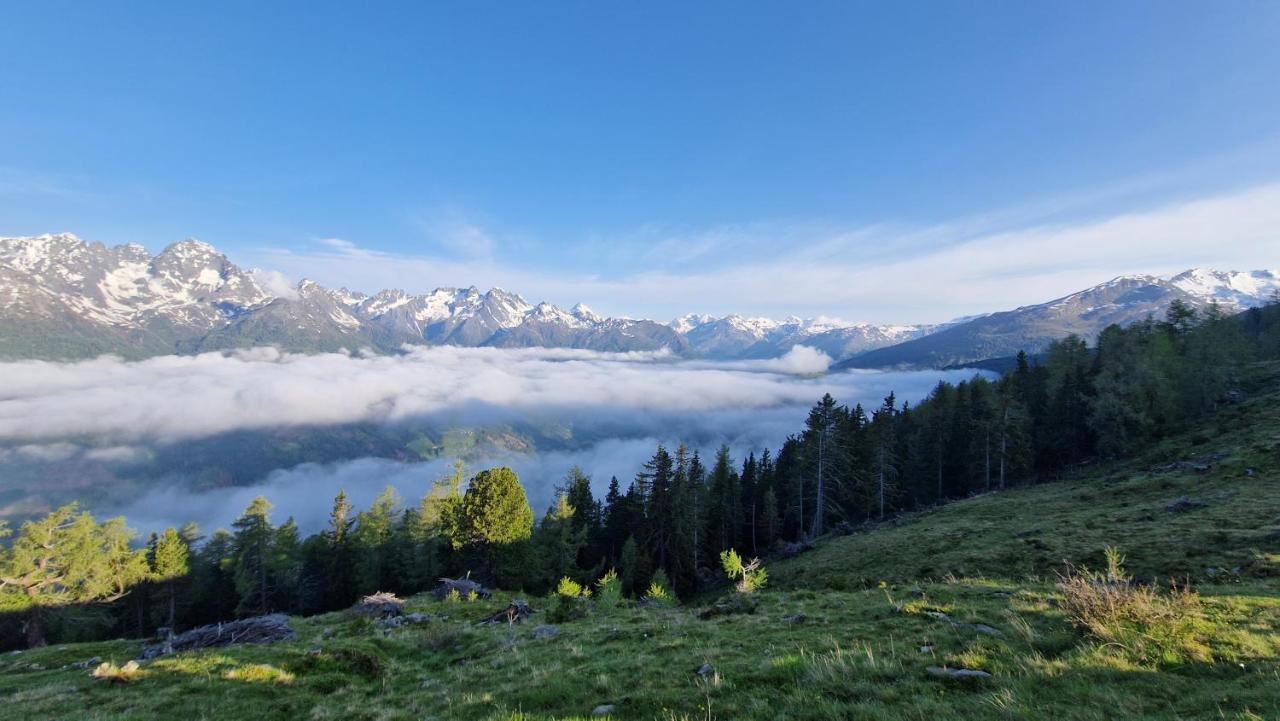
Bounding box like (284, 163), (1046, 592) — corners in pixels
(0, 346), (980, 532)
(1, 346), (876, 446)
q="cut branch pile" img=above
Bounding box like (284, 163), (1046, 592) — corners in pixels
(352, 591), (405, 618)
(482, 599), (534, 625)
(434, 577), (491, 600)
(138, 613), (294, 660)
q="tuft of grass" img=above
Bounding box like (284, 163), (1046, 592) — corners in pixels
(1057, 547), (1213, 666)
(90, 660), (146, 684)
(223, 664), (294, 685)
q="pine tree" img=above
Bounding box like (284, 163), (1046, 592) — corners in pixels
(230, 496), (276, 616)
(353, 487), (401, 594)
(704, 445), (736, 557)
(447, 467), (534, 582)
(324, 490), (357, 609)
(871, 394), (899, 520)
(638, 445), (675, 573)
(150, 527), (189, 632)
(534, 494), (586, 590)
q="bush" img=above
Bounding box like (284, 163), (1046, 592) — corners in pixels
(1057, 547), (1213, 665)
(550, 575), (592, 622)
(595, 569), (623, 609)
(642, 569), (674, 606)
(555, 576), (589, 599)
(720, 549), (768, 594)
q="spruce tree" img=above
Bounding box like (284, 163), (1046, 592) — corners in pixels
(230, 496), (276, 616)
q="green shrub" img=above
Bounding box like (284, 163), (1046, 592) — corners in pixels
(1057, 547), (1213, 665)
(555, 576), (589, 598)
(595, 569), (623, 609)
(643, 569), (674, 606)
(550, 575), (592, 622)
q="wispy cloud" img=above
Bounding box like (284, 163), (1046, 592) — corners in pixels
(246, 181), (1280, 323)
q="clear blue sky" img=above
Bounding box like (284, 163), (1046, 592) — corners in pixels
(2, 2), (1279, 322)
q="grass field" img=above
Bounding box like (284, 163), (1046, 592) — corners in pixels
(2, 367), (1278, 720)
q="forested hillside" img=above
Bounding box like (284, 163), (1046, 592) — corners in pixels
(3, 299), (1277, 648)
(0, 299), (1278, 720)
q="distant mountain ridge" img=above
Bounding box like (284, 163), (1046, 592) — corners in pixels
(669, 313), (935, 360)
(839, 269), (1280, 369)
(0, 234), (689, 359)
(1, 233), (1275, 365)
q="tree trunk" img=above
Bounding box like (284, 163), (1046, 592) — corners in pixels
(935, 441), (943, 502)
(999, 406), (1009, 490)
(877, 445), (886, 520)
(168, 582), (177, 631)
(25, 610), (47, 648)
(984, 427), (991, 492)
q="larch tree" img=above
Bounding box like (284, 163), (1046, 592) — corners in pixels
(0, 504), (149, 647)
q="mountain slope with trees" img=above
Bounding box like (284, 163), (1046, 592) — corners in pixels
(0, 358), (1277, 718)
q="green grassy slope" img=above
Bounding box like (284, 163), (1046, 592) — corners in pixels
(2, 369), (1278, 721)
(772, 365), (1280, 590)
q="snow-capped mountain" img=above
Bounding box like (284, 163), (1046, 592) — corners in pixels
(670, 313), (932, 359)
(2, 233), (1275, 366)
(842, 269), (1280, 369)
(0, 234), (685, 359)
(1169, 268), (1280, 309)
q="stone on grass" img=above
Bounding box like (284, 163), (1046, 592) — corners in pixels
(532, 625), (560, 639)
(696, 662), (714, 677)
(67, 656), (101, 670)
(592, 704), (615, 716)
(927, 665), (991, 680)
(1165, 496), (1206, 513)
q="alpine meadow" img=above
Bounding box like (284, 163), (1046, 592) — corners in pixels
(2, 4), (1279, 721)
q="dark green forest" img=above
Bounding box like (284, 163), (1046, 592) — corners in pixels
(4, 298), (1279, 649)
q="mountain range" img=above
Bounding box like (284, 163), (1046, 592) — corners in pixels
(1, 233), (1276, 366)
(839, 268), (1280, 369)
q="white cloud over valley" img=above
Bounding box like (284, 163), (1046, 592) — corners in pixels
(0, 347), (978, 531)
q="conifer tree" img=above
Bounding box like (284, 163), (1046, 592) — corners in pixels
(447, 467), (534, 582)
(0, 504), (149, 647)
(230, 496), (276, 616)
(150, 527), (189, 632)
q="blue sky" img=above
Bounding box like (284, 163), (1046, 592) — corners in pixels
(2, 2), (1279, 322)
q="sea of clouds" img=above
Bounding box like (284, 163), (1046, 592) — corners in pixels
(0, 346), (983, 533)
